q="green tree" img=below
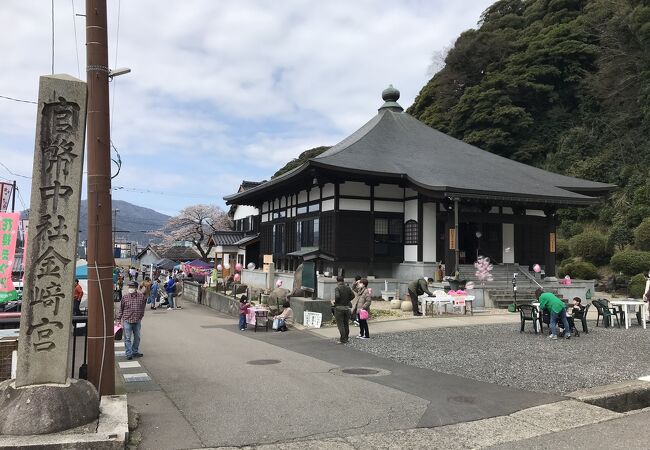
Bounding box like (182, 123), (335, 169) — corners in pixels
(634, 218), (650, 251)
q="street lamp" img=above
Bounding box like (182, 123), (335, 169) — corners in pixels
(108, 67), (131, 79)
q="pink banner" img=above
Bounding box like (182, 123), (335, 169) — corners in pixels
(0, 183), (13, 213)
(0, 212), (20, 303)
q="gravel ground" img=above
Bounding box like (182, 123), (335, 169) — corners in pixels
(346, 322), (650, 395)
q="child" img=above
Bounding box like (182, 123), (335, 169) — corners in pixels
(239, 295), (250, 331)
(274, 300), (293, 332)
(567, 297), (585, 337)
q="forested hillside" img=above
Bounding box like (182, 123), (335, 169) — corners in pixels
(409, 0), (650, 246)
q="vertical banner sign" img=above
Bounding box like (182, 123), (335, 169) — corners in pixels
(21, 221), (28, 283)
(0, 212), (20, 303)
(0, 182), (14, 212)
(16, 75), (87, 387)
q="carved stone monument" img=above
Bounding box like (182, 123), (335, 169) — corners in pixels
(0, 74), (99, 435)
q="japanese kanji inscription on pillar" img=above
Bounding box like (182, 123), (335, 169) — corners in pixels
(16, 74), (87, 387)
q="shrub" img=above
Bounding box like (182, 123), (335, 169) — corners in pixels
(556, 239), (570, 262)
(608, 223), (633, 251)
(628, 273), (647, 298)
(558, 261), (599, 280)
(568, 231), (611, 265)
(610, 250), (650, 276)
(634, 218), (650, 251)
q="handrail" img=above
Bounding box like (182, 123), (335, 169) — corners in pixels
(518, 265), (543, 289)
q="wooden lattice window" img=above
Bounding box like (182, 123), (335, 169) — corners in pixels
(404, 220), (418, 245)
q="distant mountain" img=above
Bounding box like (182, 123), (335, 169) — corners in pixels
(22, 199), (170, 246)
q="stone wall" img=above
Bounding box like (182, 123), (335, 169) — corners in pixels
(290, 297), (333, 325)
(182, 281), (202, 304)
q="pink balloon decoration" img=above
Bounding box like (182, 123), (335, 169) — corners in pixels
(233, 273), (241, 282)
(533, 264), (541, 273)
(216, 264), (223, 271)
(276, 280), (283, 288)
(368, 287), (372, 295)
(235, 263), (243, 272)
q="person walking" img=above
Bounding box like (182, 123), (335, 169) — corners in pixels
(356, 279), (371, 339)
(350, 275), (362, 325)
(333, 276), (354, 343)
(165, 276), (176, 310)
(407, 277), (434, 316)
(536, 288), (571, 340)
(73, 279), (83, 316)
(116, 280), (147, 360)
(148, 278), (159, 310)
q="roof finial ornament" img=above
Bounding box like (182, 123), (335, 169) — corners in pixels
(378, 84), (403, 112)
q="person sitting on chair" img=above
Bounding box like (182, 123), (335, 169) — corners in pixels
(273, 301), (293, 332)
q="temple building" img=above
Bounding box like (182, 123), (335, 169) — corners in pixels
(224, 86), (613, 279)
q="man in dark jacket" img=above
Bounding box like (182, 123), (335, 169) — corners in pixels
(333, 276), (355, 343)
(407, 277), (434, 316)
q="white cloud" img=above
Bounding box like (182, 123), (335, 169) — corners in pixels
(1, 0), (494, 213)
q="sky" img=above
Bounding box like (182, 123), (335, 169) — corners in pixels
(1, 0), (494, 217)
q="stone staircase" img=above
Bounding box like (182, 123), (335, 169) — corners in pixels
(457, 264), (564, 308)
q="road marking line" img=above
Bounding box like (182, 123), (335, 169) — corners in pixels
(118, 361), (141, 369)
(123, 372), (151, 383)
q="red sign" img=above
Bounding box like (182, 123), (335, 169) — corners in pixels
(0, 183), (13, 213)
(0, 212), (20, 303)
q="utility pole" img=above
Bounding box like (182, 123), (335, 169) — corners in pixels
(86, 0), (114, 395)
(11, 180), (16, 213)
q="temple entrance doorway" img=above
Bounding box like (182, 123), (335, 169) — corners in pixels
(458, 222), (502, 264)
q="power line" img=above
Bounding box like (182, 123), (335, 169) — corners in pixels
(111, 185), (222, 199)
(71, 0), (81, 78)
(110, 0), (122, 136)
(0, 162), (31, 179)
(15, 187), (28, 212)
(51, 0), (55, 74)
(0, 95), (37, 105)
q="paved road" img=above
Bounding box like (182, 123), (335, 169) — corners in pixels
(124, 301), (560, 449)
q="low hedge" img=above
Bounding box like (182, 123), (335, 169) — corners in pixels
(558, 260), (599, 280)
(629, 273), (647, 298)
(610, 250), (650, 276)
(569, 231), (611, 265)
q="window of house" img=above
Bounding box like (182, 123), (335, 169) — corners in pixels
(374, 218), (403, 243)
(296, 218), (319, 249)
(273, 223), (285, 255)
(404, 220), (418, 245)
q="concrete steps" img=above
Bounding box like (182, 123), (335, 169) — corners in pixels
(457, 264), (559, 308)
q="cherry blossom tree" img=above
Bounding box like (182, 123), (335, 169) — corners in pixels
(151, 204), (231, 259)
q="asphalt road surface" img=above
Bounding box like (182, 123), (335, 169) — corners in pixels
(125, 300), (560, 449)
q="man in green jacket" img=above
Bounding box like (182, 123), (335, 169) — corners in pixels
(407, 278), (434, 316)
(536, 288), (571, 340)
(333, 276), (355, 343)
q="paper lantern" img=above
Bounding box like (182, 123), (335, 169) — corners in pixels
(533, 264), (541, 273)
(224, 263), (230, 270)
(247, 262), (255, 270)
(465, 281), (475, 290)
(235, 263), (243, 272)
(216, 264), (223, 271)
(233, 273), (241, 282)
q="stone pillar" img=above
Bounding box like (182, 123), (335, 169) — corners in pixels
(444, 213), (456, 276)
(0, 74), (100, 436)
(17, 75), (87, 386)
